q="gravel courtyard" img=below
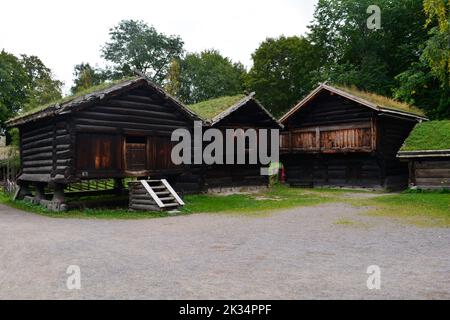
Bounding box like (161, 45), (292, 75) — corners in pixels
(0, 201), (449, 300)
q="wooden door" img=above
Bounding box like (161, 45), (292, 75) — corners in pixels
(148, 136), (175, 170)
(125, 136), (147, 171)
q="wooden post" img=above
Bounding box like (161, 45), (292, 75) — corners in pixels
(371, 116), (377, 151)
(288, 131), (292, 153)
(315, 127), (320, 150)
(33, 182), (46, 201)
(15, 181), (32, 200)
(409, 161), (416, 187)
(114, 178), (124, 194)
(52, 183), (66, 204)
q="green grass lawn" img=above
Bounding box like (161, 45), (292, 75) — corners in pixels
(0, 192), (172, 220)
(361, 192), (450, 227)
(181, 185), (338, 215)
(0, 185), (448, 226)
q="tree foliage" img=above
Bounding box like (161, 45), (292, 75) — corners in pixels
(0, 50), (62, 146)
(0, 50), (29, 133)
(171, 50), (246, 104)
(422, 0), (449, 86)
(20, 54), (63, 111)
(101, 19), (184, 85)
(71, 63), (109, 94)
(394, 0), (450, 119)
(245, 36), (321, 116)
(0, 51), (62, 134)
(308, 0), (429, 95)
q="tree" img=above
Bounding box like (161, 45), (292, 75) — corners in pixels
(172, 50), (246, 104)
(71, 63), (109, 94)
(20, 55), (63, 111)
(308, 0), (429, 95)
(101, 19), (184, 85)
(0, 50), (29, 134)
(394, 0), (449, 119)
(422, 0), (449, 86)
(0, 51), (63, 136)
(245, 36), (321, 116)
(165, 59), (181, 97)
(394, 60), (449, 119)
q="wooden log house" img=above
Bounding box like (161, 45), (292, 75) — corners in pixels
(397, 121), (450, 190)
(187, 93), (282, 192)
(279, 84), (428, 189)
(7, 76), (282, 210)
(6, 76), (202, 210)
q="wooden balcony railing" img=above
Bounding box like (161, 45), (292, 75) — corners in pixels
(280, 122), (376, 153)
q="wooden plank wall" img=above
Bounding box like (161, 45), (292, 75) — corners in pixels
(377, 116), (417, 189)
(203, 164), (268, 189)
(282, 154), (382, 188)
(282, 124), (373, 152)
(411, 159), (450, 189)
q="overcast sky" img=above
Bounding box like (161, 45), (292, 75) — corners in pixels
(0, 0), (317, 93)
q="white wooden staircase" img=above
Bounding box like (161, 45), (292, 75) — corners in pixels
(129, 179), (184, 211)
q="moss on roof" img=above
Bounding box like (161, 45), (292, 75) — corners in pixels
(188, 94), (246, 120)
(10, 76), (139, 122)
(335, 85), (426, 117)
(400, 120), (450, 151)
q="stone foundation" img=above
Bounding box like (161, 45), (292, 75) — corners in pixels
(23, 196), (68, 212)
(206, 185), (268, 195)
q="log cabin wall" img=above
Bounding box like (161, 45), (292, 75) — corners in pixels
(408, 158), (450, 189)
(376, 116), (417, 189)
(280, 91), (382, 188)
(202, 100), (280, 191)
(19, 118), (72, 184)
(14, 79), (205, 195)
(280, 90), (419, 189)
(70, 84), (196, 184)
(282, 153), (382, 188)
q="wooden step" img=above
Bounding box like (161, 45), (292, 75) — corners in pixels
(155, 191), (170, 196)
(163, 203), (180, 208)
(130, 179), (184, 212)
(159, 197), (175, 201)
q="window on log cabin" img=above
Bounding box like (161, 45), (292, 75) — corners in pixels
(76, 134), (119, 170)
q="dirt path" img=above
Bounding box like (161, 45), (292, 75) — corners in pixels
(0, 202), (449, 299)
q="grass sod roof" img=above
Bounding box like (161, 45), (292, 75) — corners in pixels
(187, 94), (247, 121)
(8, 76), (138, 123)
(7, 75), (201, 126)
(280, 83), (427, 124)
(334, 85), (426, 117)
(400, 120), (450, 152)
